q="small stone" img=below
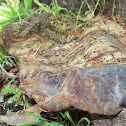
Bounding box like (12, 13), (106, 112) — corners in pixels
(0, 95), (4, 103)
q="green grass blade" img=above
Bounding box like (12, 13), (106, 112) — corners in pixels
(86, 1), (92, 13)
(112, 0), (116, 23)
(24, 0), (32, 12)
(22, 111), (65, 126)
(60, 112), (68, 120)
(7, 74), (18, 87)
(18, 120), (64, 126)
(23, 111), (48, 120)
(54, 0), (58, 8)
(0, 47), (17, 71)
(0, 64), (7, 72)
(0, 15), (18, 26)
(122, 9), (126, 21)
(0, 8), (11, 15)
(43, 122), (64, 126)
(66, 18), (75, 30)
(75, 0), (86, 33)
(0, 74), (18, 95)
(94, 0), (100, 13)
(7, 0), (17, 15)
(33, 0), (49, 12)
(99, 0), (105, 14)
(18, 120), (44, 126)
(51, 0), (67, 16)
(66, 111), (76, 126)
(77, 117), (90, 126)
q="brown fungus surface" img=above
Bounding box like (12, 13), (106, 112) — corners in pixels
(1, 15), (126, 115)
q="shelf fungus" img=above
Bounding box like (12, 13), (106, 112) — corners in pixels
(1, 15), (126, 115)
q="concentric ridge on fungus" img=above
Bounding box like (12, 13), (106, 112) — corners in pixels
(1, 15), (126, 115)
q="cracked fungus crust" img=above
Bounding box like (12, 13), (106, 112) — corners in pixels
(20, 66), (126, 115)
(2, 16), (126, 115)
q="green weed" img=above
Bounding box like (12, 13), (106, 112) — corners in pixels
(6, 87), (22, 103)
(122, 9), (126, 22)
(0, 0), (37, 30)
(112, 0), (116, 23)
(98, 0), (105, 14)
(64, 0), (86, 33)
(64, 0), (101, 33)
(34, 0), (67, 17)
(0, 47), (21, 104)
(74, 0), (86, 33)
(0, 47), (17, 72)
(18, 110), (90, 126)
(18, 111), (64, 126)
(0, 74), (22, 103)
(60, 110), (90, 126)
